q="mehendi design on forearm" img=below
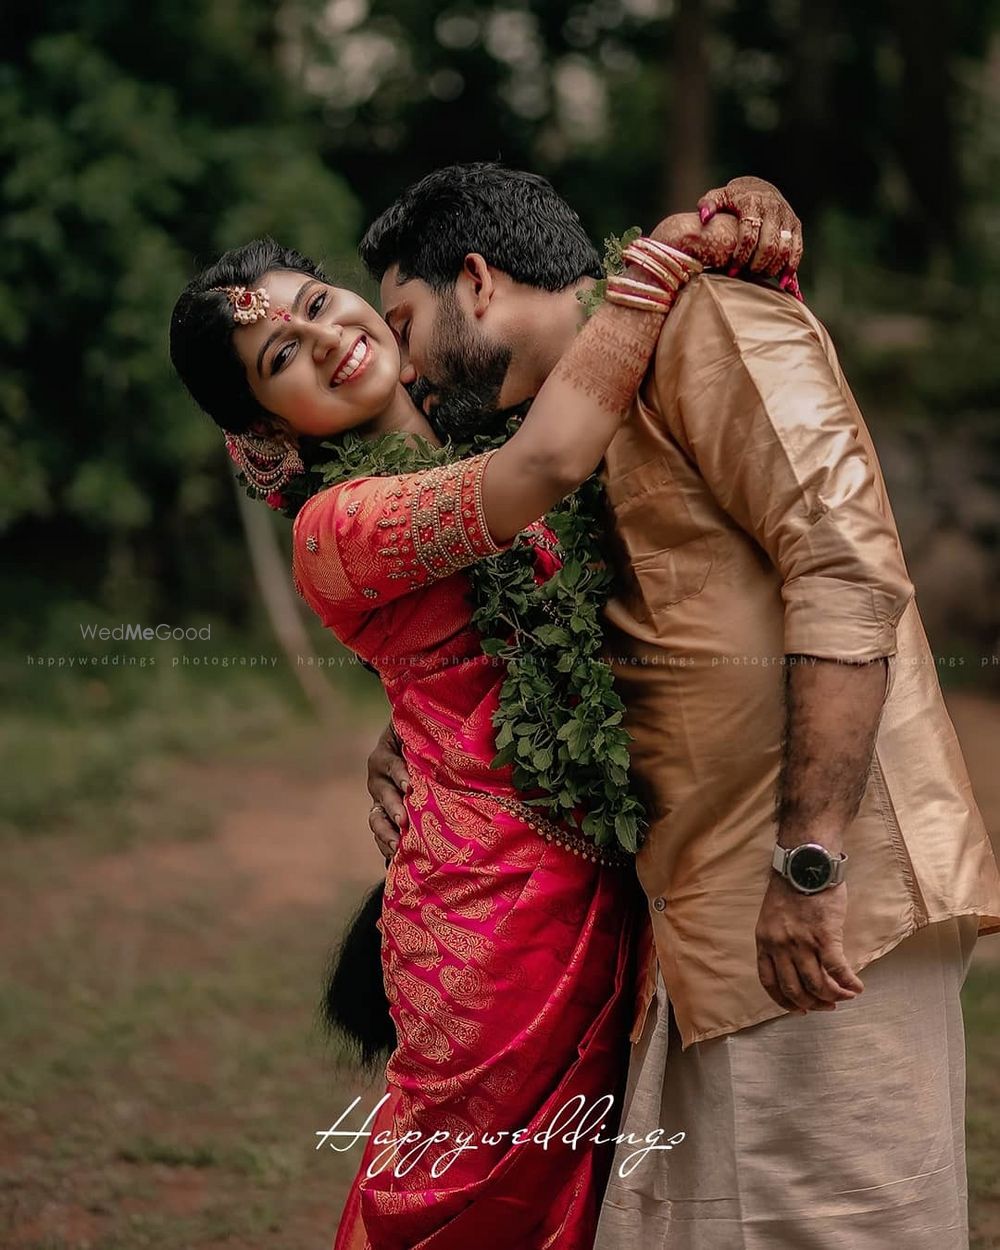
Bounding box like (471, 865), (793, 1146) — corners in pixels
(549, 301), (665, 414)
(550, 242), (701, 414)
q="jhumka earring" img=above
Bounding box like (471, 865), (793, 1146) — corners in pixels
(225, 431), (304, 493)
(212, 285), (271, 325)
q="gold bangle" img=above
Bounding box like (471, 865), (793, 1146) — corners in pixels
(623, 243), (693, 292)
(632, 241), (695, 286)
(604, 289), (675, 313)
(641, 237), (704, 276)
(606, 276), (675, 305)
(612, 275), (677, 299)
(621, 249), (684, 293)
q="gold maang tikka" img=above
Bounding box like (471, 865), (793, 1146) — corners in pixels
(213, 285), (271, 325)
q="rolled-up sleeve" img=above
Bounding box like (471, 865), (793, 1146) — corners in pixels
(654, 276), (914, 661)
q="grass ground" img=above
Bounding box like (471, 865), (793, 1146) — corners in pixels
(0, 712), (388, 1250)
(1, 681), (998, 1248)
(967, 965), (1000, 1250)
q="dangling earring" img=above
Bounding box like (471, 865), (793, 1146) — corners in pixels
(224, 430), (304, 492)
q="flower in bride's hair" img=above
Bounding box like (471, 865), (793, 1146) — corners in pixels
(265, 491), (286, 510)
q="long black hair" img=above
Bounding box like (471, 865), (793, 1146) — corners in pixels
(172, 244), (395, 1057)
(319, 881), (397, 1071)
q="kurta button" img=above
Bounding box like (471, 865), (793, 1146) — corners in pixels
(653, 897), (666, 912)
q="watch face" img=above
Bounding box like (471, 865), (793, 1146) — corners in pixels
(788, 845), (833, 891)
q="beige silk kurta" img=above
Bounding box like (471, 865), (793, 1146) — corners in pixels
(600, 273), (1000, 1051)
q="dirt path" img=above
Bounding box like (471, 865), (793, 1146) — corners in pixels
(13, 690), (995, 950)
(2, 693), (998, 1249)
(32, 690), (996, 962)
(0, 710), (391, 1250)
(1, 720), (386, 961)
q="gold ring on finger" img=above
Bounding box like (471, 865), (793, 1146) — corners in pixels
(742, 216), (763, 228)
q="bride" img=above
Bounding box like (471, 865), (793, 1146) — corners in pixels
(169, 205), (757, 1249)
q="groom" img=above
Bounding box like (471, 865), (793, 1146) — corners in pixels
(361, 164), (1000, 1248)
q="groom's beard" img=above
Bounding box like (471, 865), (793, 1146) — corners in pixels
(410, 293), (516, 442)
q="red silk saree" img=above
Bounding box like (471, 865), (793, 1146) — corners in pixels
(293, 451), (638, 1249)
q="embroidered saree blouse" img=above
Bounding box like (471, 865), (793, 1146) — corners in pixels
(292, 447), (621, 858)
(293, 451), (514, 795)
(293, 451), (507, 611)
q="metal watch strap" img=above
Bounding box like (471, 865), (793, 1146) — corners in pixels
(771, 843), (849, 888)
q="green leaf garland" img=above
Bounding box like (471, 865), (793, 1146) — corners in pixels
(237, 232), (647, 854)
(311, 420), (645, 853)
(576, 225), (642, 319)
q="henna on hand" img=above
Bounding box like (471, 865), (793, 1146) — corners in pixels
(649, 212), (740, 271)
(696, 175), (804, 286)
(550, 286), (665, 413)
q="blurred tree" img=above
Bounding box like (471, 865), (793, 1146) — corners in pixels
(890, 0), (961, 259)
(669, 0), (710, 210)
(285, 0), (996, 263)
(286, 0), (675, 237)
(0, 2), (360, 626)
(2, 0), (998, 647)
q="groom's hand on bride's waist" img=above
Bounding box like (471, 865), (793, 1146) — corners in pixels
(366, 721), (410, 862)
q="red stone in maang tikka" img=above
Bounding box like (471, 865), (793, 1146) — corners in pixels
(212, 285), (271, 325)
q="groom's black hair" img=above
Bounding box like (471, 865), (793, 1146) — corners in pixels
(359, 162), (602, 292)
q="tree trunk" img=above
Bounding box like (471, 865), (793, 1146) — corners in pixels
(888, 0), (959, 260)
(786, 0), (838, 228)
(668, 0), (711, 211)
(233, 477), (339, 720)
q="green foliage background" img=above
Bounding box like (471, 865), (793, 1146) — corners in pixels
(1, 4), (361, 636)
(2, 0), (998, 642)
(2, 11), (998, 1243)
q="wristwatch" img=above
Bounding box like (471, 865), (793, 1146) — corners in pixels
(771, 842), (848, 894)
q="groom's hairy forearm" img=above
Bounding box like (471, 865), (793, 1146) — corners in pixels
(774, 655), (889, 852)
